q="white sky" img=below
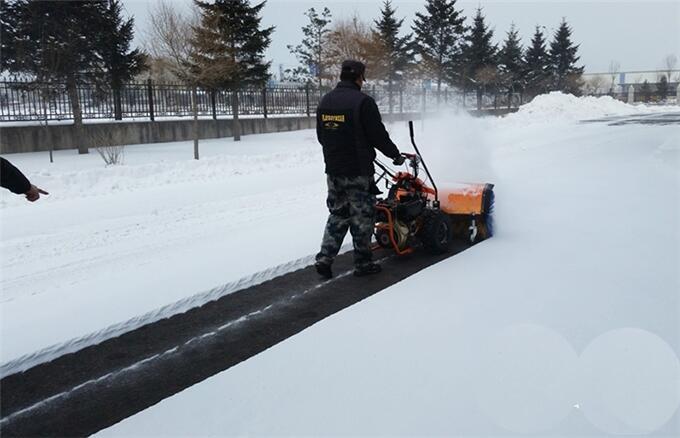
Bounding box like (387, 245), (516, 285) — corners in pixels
(121, 0), (680, 74)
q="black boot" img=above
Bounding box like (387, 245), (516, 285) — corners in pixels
(315, 261), (333, 279)
(353, 262), (381, 277)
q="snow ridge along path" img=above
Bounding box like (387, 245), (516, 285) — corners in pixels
(1, 248), (464, 437)
(0, 248), (338, 378)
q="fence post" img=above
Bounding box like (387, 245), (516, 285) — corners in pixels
(399, 88), (403, 114)
(262, 87), (268, 119)
(147, 78), (155, 121)
(232, 90), (241, 141)
(210, 90), (217, 120)
(191, 86), (199, 160)
(305, 83), (310, 117)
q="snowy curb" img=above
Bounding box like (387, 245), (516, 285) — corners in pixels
(0, 246), (350, 379)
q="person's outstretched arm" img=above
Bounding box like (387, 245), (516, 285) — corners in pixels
(1, 157), (48, 202)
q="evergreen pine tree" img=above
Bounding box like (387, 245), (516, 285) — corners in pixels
(373, 0), (413, 111)
(287, 7), (332, 88)
(99, 0), (147, 120)
(658, 75), (669, 101)
(0, 0), (20, 73)
(4, 0), (108, 154)
(464, 7), (497, 110)
(498, 23), (524, 107)
(191, 0), (274, 89)
(412, 0), (466, 100)
(524, 26), (550, 96)
(548, 18), (584, 94)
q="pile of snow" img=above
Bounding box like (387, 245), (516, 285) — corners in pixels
(505, 92), (643, 124)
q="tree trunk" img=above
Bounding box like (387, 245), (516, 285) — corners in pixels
(232, 90), (241, 142)
(66, 75), (87, 154)
(388, 79), (393, 114)
(42, 85), (53, 163)
(191, 86), (199, 160)
(476, 86), (483, 111)
(113, 87), (123, 120)
(436, 77), (441, 107)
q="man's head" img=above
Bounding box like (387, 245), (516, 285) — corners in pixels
(340, 60), (366, 88)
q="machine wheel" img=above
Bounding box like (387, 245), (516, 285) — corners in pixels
(420, 210), (453, 254)
(375, 228), (393, 249)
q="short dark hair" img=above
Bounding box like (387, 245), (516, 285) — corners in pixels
(340, 60), (366, 81)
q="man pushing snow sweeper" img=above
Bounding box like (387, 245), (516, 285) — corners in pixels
(314, 60), (404, 279)
(315, 60), (495, 280)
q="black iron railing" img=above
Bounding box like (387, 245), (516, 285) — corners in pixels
(0, 79), (520, 122)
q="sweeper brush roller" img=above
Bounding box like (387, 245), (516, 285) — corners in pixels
(439, 182), (494, 243)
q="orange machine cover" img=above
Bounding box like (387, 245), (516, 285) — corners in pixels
(437, 183), (489, 215)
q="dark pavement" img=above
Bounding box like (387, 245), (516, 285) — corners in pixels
(1, 242), (471, 437)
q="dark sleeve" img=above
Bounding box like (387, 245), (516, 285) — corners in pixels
(0, 157), (31, 194)
(360, 97), (401, 159)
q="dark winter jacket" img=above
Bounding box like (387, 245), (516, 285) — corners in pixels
(0, 157), (31, 194)
(316, 81), (400, 177)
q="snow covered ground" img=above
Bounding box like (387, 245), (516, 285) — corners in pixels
(2, 93), (679, 435)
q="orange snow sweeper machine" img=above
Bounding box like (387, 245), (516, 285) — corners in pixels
(373, 121), (494, 255)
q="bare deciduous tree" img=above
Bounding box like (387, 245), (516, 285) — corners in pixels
(143, 1), (200, 159)
(608, 60), (620, 93)
(143, 0), (198, 82)
(91, 131), (125, 166)
(582, 75), (606, 95)
(326, 14), (385, 80)
(663, 54), (678, 82)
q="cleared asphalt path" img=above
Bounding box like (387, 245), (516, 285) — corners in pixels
(1, 242), (471, 437)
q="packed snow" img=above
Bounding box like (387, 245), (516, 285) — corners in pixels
(1, 93), (679, 435)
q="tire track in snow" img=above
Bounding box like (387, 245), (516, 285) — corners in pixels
(0, 185), (323, 303)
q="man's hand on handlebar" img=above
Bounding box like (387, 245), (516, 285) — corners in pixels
(392, 154), (406, 166)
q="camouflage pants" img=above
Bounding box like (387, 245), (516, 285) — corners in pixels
(316, 175), (376, 267)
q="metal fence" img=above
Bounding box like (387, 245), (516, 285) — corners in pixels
(0, 79), (520, 122)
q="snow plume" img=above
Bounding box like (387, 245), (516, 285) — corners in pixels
(388, 112), (496, 185)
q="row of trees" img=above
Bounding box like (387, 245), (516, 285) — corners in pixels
(1, 0), (146, 153)
(285, 0), (584, 109)
(1, 0), (276, 151)
(1, 0), (586, 152)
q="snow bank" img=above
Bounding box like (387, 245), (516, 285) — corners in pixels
(505, 92), (643, 124)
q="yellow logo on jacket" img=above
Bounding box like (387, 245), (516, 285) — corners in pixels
(321, 114), (345, 130)
(321, 114), (345, 122)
